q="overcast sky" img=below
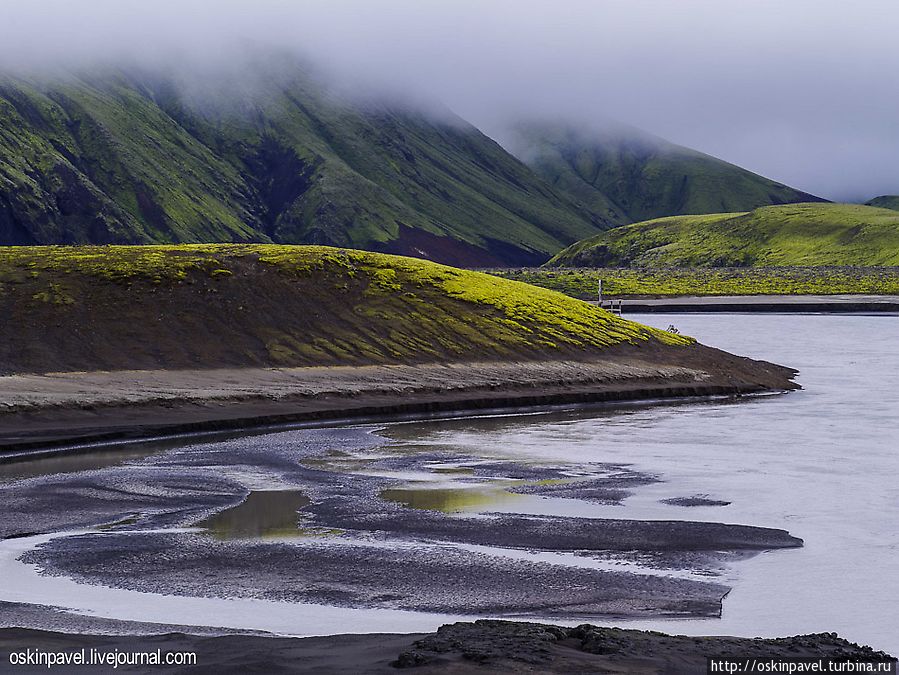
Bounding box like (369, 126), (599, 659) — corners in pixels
(3, 0), (898, 201)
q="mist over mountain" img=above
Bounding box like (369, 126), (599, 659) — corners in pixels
(0, 52), (840, 264)
(504, 121), (825, 225)
(2, 2), (897, 263)
(0, 60), (609, 265)
(1, 1), (897, 203)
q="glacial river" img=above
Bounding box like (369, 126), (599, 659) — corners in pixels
(1, 313), (896, 654)
(388, 312), (898, 652)
(623, 313), (899, 652)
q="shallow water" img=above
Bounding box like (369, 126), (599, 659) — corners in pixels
(0, 444), (169, 483)
(379, 485), (527, 513)
(200, 490), (312, 540)
(381, 313), (899, 653)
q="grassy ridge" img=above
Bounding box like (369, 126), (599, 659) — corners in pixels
(490, 267), (899, 298)
(548, 203), (899, 268)
(866, 196), (899, 211)
(0, 245), (692, 374)
(507, 123), (823, 225)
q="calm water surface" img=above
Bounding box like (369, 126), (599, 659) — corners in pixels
(383, 313), (899, 652)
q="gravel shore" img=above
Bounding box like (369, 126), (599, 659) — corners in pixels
(0, 348), (796, 453)
(0, 621), (892, 674)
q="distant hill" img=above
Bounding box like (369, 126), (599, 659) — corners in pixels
(865, 196), (899, 211)
(505, 122), (825, 225)
(548, 203), (899, 267)
(0, 63), (608, 266)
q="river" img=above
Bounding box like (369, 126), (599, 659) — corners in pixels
(383, 313), (899, 652)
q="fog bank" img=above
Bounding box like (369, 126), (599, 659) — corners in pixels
(3, 0), (898, 200)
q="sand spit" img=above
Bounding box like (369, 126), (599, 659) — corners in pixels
(0, 352), (796, 452)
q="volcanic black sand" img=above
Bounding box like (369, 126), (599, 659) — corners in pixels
(0, 419), (892, 670)
(615, 294), (899, 314)
(0, 350), (797, 452)
(0, 427), (800, 620)
(0, 621), (893, 674)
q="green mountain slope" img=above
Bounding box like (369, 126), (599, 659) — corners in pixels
(506, 122), (825, 225)
(865, 196), (899, 211)
(548, 203), (899, 267)
(0, 65), (607, 266)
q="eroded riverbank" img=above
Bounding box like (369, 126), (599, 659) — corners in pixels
(0, 347), (797, 453)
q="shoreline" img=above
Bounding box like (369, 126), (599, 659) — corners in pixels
(0, 387), (778, 462)
(0, 621), (892, 673)
(0, 354), (796, 457)
(595, 294), (899, 314)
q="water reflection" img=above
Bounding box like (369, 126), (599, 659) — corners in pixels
(376, 314), (899, 653)
(380, 486), (524, 513)
(430, 466), (476, 475)
(0, 444), (170, 483)
(200, 490), (312, 540)
(379, 395), (746, 443)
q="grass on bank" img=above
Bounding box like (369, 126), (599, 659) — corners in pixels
(488, 267), (899, 299)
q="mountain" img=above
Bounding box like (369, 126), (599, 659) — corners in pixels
(0, 62), (608, 266)
(865, 196), (899, 211)
(505, 122), (825, 225)
(547, 203), (899, 267)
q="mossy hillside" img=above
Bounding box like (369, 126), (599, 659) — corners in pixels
(0, 77), (258, 245)
(0, 62), (606, 265)
(0, 245), (692, 374)
(228, 87), (607, 261)
(865, 196), (899, 212)
(507, 122), (823, 226)
(490, 267), (899, 298)
(548, 203), (899, 268)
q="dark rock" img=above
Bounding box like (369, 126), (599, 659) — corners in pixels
(662, 495), (732, 507)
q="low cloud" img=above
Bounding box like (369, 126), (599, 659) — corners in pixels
(2, 0), (898, 200)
